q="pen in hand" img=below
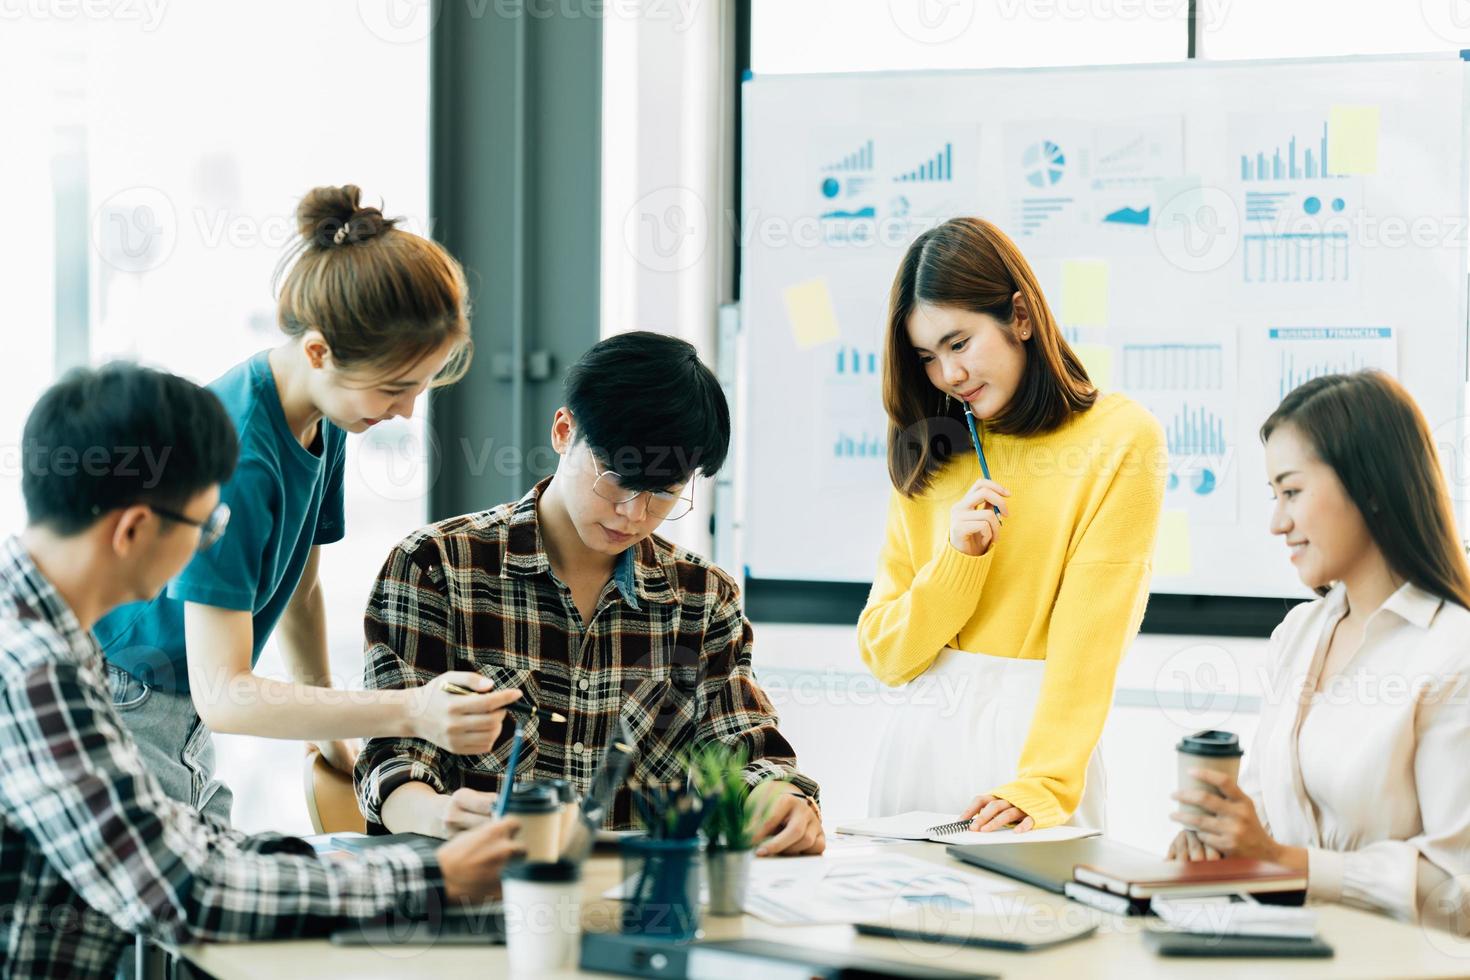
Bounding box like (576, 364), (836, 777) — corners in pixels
(494, 721), (524, 820)
(963, 407), (1002, 526)
(443, 680), (567, 723)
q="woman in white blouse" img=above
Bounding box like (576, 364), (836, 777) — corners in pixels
(1167, 371), (1470, 934)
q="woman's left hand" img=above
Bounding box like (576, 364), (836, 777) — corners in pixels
(1170, 767), (1280, 861)
(962, 794), (1034, 833)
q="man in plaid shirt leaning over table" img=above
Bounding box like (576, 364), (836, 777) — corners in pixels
(0, 364), (520, 978)
(356, 332), (825, 856)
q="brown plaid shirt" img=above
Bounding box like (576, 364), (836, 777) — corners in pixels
(355, 478), (817, 831)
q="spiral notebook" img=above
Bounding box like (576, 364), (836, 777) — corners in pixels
(835, 811), (1101, 846)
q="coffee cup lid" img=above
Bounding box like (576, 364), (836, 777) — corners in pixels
(502, 859), (581, 883)
(1176, 730), (1243, 757)
(505, 785), (560, 814)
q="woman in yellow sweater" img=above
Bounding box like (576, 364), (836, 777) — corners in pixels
(859, 217), (1166, 833)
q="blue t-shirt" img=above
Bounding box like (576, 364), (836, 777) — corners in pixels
(96, 351), (346, 693)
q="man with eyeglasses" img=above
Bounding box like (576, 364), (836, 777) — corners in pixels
(357, 332), (825, 856)
(0, 364), (521, 978)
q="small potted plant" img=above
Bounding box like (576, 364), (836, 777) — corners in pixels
(687, 742), (775, 916)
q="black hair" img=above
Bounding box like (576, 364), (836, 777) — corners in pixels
(21, 362), (240, 535)
(563, 331), (730, 492)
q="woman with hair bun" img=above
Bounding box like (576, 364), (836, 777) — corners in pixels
(94, 185), (518, 823)
(859, 217), (1167, 834)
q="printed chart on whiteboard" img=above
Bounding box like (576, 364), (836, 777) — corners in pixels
(741, 57), (1468, 599)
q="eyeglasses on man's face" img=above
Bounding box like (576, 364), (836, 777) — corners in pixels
(584, 447), (695, 522)
(151, 502), (232, 553)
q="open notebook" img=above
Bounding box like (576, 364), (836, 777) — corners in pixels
(835, 811), (1101, 846)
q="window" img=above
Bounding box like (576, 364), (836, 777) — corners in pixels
(3, 4), (433, 834)
(752, 0), (1187, 74)
(1202, 0), (1464, 60)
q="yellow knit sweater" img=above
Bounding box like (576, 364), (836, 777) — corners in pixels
(857, 393), (1167, 828)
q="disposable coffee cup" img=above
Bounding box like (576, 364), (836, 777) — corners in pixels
(502, 860), (582, 975)
(505, 786), (562, 862)
(542, 778), (581, 850)
(1176, 730), (1243, 819)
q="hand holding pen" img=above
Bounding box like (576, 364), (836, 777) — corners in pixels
(950, 408), (1010, 557)
(407, 673), (525, 756)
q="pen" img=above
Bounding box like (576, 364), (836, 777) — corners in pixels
(494, 720), (524, 819)
(963, 407), (1002, 525)
(443, 681), (567, 723)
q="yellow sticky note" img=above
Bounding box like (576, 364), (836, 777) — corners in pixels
(783, 278), (840, 350)
(1155, 510), (1192, 577)
(1061, 260), (1108, 328)
(1074, 344), (1113, 391)
(1328, 105), (1380, 176)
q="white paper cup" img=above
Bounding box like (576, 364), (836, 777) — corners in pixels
(502, 860), (582, 975)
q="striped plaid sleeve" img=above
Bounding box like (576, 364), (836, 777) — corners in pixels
(697, 573), (821, 802)
(356, 539), (458, 830)
(185, 833), (444, 941)
(0, 656), (443, 946)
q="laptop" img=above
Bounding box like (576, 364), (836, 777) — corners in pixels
(946, 837), (1159, 894)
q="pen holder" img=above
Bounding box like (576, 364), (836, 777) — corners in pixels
(619, 835), (705, 941)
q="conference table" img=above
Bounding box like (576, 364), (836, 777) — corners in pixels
(177, 839), (1470, 979)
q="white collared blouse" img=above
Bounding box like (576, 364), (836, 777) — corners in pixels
(1240, 581), (1470, 933)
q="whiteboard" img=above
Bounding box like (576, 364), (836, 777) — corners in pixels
(738, 54), (1470, 599)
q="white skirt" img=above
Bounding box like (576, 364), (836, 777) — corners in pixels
(869, 647), (1107, 831)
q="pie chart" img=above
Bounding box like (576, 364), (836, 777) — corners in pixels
(1193, 468), (1217, 495)
(1023, 140), (1066, 189)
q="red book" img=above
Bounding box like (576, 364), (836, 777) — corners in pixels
(1074, 856), (1306, 899)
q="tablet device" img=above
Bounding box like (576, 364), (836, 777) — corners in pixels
(856, 917), (1097, 953)
(946, 838), (1158, 895)
(1142, 929), (1334, 958)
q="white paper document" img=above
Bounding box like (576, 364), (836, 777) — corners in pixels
(835, 811), (1101, 846)
(743, 853), (1025, 926)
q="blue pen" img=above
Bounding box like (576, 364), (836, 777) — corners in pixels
(963, 408), (1002, 525)
(494, 720), (524, 819)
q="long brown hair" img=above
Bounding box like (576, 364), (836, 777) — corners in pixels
(1261, 371), (1470, 609)
(274, 184), (472, 386)
(883, 217), (1096, 496)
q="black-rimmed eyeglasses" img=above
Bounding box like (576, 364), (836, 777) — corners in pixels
(151, 503), (231, 553)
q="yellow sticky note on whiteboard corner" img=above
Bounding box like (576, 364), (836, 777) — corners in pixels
(783, 278), (841, 350)
(1328, 105), (1380, 176)
(1155, 511), (1192, 577)
(1074, 344), (1114, 391)
(1061, 260), (1108, 328)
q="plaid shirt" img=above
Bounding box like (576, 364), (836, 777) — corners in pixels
(356, 478), (818, 832)
(0, 536), (445, 979)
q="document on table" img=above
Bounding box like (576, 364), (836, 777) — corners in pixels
(835, 811), (1101, 846)
(742, 853), (1025, 927)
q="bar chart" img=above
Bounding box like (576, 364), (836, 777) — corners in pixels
(832, 431), (885, 459)
(1163, 403), (1229, 456)
(1268, 327), (1396, 401)
(1242, 231), (1350, 283)
(894, 143), (953, 183)
(834, 346), (881, 376)
(1122, 343), (1225, 390)
(1016, 197), (1074, 235)
(1240, 121), (1331, 181)
(824, 140), (874, 173)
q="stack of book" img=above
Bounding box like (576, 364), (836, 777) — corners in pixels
(945, 837), (1307, 917)
(1065, 852), (1308, 917)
